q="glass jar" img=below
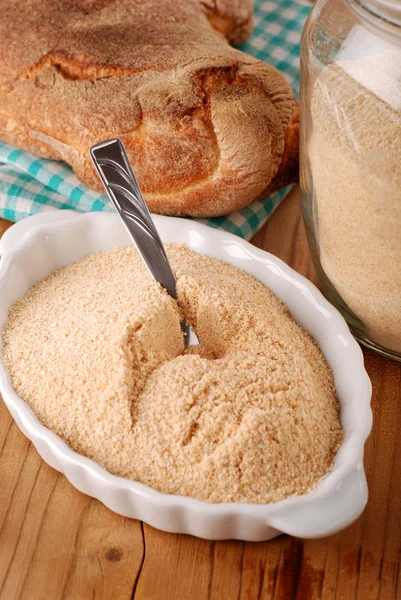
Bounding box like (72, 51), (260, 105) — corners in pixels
(300, 0), (401, 361)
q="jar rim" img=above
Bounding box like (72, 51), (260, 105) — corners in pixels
(353, 0), (401, 28)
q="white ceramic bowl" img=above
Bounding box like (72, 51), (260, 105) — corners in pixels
(0, 211), (372, 541)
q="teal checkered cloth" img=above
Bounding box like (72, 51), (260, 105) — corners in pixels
(0, 0), (310, 240)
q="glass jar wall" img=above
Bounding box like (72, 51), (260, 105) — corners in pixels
(300, 0), (401, 360)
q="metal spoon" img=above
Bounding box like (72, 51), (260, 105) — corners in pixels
(90, 138), (199, 347)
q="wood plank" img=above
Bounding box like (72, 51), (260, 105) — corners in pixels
(0, 190), (400, 599)
(135, 529), (213, 600)
(0, 219), (11, 239)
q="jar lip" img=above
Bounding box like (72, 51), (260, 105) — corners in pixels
(353, 0), (401, 28)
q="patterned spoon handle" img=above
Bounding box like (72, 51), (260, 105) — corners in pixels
(90, 138), (199, 346)
(90, 138), (177, 299)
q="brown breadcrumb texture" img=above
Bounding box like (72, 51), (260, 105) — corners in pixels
(2, 245), (342, 503)
(310, 60), (401, 353)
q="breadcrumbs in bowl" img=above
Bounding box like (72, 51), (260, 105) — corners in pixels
(2, 243), (343, 504)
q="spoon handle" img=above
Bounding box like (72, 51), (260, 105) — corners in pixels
(90, 138), (177, 299)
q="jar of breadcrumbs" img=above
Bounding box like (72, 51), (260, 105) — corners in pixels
(300, 0), (401, 361)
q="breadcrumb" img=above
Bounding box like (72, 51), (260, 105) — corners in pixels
(2, 244), (343, 503)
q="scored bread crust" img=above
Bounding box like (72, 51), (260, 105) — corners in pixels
(0, 0), (299, 217)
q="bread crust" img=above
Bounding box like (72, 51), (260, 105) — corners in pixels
(0, 0), (299, 216)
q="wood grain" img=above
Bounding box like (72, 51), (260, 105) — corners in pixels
(0, 219), (12, 238)
(1, 190), (401, 599)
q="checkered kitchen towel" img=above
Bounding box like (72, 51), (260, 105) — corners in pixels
(0, 0), (310, 240)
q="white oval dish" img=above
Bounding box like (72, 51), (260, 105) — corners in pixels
(0, 211), (372, 541)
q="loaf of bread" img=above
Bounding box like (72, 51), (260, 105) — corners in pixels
(0, 0), (299, 217)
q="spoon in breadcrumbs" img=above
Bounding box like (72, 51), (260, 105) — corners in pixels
(90, 138), (199, 347)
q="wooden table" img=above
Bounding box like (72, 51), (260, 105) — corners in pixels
(1, 188), (400, 600)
